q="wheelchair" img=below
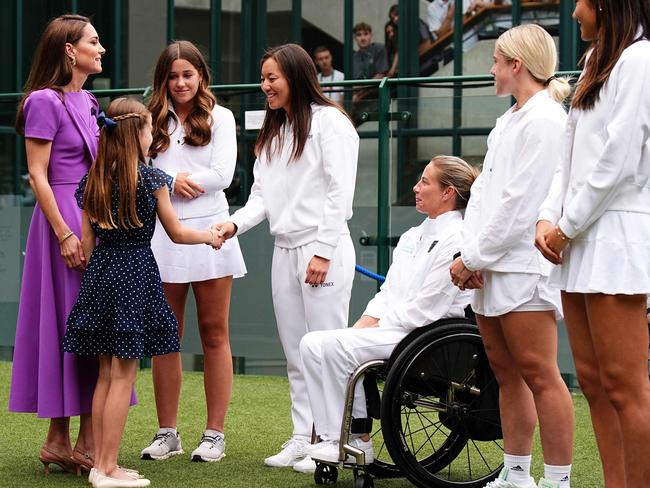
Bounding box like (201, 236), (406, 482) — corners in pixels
(313, 316), (503, 488)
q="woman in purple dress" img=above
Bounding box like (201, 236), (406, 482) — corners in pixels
(9, 14), (105, 475)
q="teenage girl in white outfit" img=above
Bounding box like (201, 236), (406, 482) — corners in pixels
(450, 25), (574, 488)
(141, 41), (246, 463)
(300, 156), (476, 465)
(215, 43), (358, 471)
(536, 1), (650, 486)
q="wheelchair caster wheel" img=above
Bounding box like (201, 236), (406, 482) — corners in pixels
(314, 463), (338, 485)
(354, 473), (374, 488)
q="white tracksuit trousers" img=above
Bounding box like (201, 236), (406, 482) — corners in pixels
(300, 326), (410, 441)
(271, 234), (355, 439)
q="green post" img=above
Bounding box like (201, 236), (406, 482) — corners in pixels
(70, 0), (78, 13)
(167, 0), (175, 44)
(343, 0), (353, 106)
(377, 78), (391, 280)
(210, 0), (222, 84)
(559, 0), (576, 71)
(512, 0), (521, 27)
(14, 0), (23, 195)
(113, 0), (124, 89)
(291, 0), (302, 44)
(452, 0), (463, 156)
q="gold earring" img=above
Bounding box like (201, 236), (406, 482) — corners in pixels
(69, 56), (76, 66)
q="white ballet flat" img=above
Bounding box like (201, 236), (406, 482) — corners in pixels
(92, 472), (150, 488)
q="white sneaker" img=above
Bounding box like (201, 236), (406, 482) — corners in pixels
(264, 437), (310, 468)
(191, 431), (225, 462)
(309, 438), (374, 465)
(140, 429), (184, 460)
(484, 468), (537, 488)
(293, 456), (317, 473)
(537, 479), (561, 488)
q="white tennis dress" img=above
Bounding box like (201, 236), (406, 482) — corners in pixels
(151, 102), (246, 283)
(539, 39), (650, 294)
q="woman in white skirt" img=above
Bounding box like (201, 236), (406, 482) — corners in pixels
(536, 1), (650, 486)
(450, 25), (574, 488)
(215, 43), (358, 472)
(140, 40), (246, 463)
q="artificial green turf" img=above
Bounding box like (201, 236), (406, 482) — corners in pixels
(0, 361), (602, 487)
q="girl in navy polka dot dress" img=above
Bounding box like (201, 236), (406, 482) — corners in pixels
(63, 97), (221, 488)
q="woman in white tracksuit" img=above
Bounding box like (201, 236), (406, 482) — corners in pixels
(536, 1), (650, 485)
(449, 25), (574, 488)
(300, 155), (476, 465)
(215, 43), (358, 471)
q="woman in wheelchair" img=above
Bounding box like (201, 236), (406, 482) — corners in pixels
(300, 155), (477, 467)
(449, 25), (574, 488)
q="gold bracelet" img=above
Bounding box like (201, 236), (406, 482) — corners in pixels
(58, 230), (74, 245)
(207, 228), (214, 245)
(555, 226), (570, 242)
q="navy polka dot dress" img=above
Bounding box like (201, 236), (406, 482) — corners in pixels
(63, 164), (181, 359)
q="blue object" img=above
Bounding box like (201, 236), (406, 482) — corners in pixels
(355, 264), (386, 283)
(96, 111), (117, 131)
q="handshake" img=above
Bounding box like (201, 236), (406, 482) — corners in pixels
(206, 221), (238, 250)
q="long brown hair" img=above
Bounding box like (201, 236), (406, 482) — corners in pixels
(148, 40), (215, 157)
(255, 43), (348, 162)
(15, 14), (91, 133)
(572, 0), (650, 110)
(84, 98), (149, 230)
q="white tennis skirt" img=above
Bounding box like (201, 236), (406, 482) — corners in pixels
(471, 271), (562, 318)
(550, 211), (650, 295)
(151, 209), (247, 283)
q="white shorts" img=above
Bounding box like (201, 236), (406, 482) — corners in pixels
(151, 209), (247, 283)
(471, 271), (562, 318)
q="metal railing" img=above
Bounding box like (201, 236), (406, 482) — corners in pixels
(0, 72), (580, 276)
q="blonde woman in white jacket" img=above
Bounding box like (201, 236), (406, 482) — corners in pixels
(215, 44), (358, 472)
(536, 1), (650, 486)
(450, 25), (574, 488)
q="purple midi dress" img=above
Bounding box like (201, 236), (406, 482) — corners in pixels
(9, 88), (100, 418)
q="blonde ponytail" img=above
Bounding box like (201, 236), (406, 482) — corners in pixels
(496, 24), (571, 103)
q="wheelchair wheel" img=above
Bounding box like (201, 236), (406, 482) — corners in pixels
(381, 321), (503, 488)
(314, 462), (338, 485)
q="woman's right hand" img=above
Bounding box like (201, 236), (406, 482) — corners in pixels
(535, 220), (562, 265)
(174, 172), (205, 199)
(213, 221), (237, 241)
(60, 233), (86, 271)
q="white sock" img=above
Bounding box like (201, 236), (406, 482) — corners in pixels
(159, 427), (177, 435)
(544, 463), (571, 488)
(504, 453), (532, 485)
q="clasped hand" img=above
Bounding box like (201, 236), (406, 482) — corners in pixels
(449, 256), (483, 290)
(209, 221), (237, 250)
(535, 220), (568, 265)
(174, 172), (205, 199)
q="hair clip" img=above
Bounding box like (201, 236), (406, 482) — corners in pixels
(97, 111), (117, 132)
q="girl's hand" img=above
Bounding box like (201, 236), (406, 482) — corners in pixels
(449, 256), (473, 289)
(305, 256), (331, 286)
(174, 172), (205, 199)
(535, 220), (563, 265)
(60, 233), (86, 271)
(208, 229), (225, 250)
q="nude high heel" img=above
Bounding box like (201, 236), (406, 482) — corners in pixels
(39, 446), (80, 475)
